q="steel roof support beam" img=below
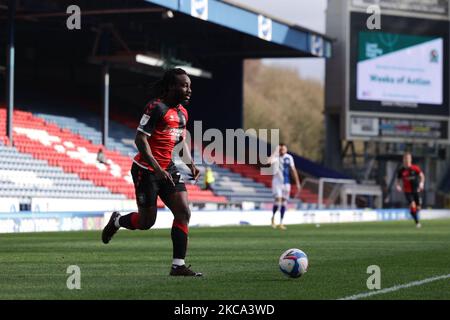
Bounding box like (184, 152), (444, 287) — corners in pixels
(6, 0), (16, 146)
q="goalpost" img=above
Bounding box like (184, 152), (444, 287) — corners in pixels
(302, 177), (383, 209)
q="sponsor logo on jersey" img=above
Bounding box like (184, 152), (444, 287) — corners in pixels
(167, 127), (184, 139)
(140, 114), (150, 126)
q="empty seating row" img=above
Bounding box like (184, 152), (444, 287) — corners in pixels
(1, 107), (227, 205)
(30, 109), (283, 205)
(35, 113), (137, 157)
(0, 144), (125, 200)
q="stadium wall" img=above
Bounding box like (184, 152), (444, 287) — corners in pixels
(1, 209), (449, 233)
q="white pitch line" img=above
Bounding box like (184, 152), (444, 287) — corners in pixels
(338, 274), (450, 300)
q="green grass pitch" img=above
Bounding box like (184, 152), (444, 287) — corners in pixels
(0, 219), (449, 300)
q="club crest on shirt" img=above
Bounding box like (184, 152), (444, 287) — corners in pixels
(140, 114), (150, 126)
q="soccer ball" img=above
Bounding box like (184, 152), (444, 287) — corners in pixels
(279, 248), (308, 278)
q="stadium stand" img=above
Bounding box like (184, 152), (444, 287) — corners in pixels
(19, 94), (338, 205)
(34, 112), (137, 158)
(25, 109), (291, 206)
(0, 107), (227, 207)
(1, 103), (341, 209)
(221, 163), (316, 206)
(215, 133), (349, 208)
(33, 110), (319, 207)
(0, 142), (125, 200)
(175, 157), (277, 204)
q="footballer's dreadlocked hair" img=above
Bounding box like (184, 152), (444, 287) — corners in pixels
(150, 68), (187, 99)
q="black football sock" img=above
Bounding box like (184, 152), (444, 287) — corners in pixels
(272, 205), (279, 215)
(280, 205), (286, 222)
(171, 220), (188, 265)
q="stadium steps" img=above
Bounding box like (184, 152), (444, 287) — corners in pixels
(31, 107), (289, 205)
(33, 112), (227, 205)
(0, 108), (227, 206)
(28, 108), (309, 206)
(34, 113), (137, 157)
(220, 163), (320, 204)
(32, 112), (228, 204)
(32, 109), (282, 205)
(0, 144), (126, 200)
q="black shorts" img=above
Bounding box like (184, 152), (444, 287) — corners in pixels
(404, 192), (422, 207)
(131, 162), (187, 207)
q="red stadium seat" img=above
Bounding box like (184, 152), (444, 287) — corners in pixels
(0, 107), (227, 207)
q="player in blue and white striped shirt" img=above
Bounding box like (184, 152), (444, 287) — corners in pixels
(268, 144), (301, 230)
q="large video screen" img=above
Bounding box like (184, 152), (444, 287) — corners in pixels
(350, 13), (449, 116)
(357, 32), (443, 105)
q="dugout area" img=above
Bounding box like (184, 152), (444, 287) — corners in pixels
(0, 0), (332, 138)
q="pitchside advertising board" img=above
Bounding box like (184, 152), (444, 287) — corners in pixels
(1, 209), (450, 233)
(346, 6), (450, 142)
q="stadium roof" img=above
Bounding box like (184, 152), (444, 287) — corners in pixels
(0, 0), (332, 61)
(145, 0), (333, 58)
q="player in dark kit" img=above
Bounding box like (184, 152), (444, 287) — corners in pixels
(395, 152), (425, 228)
(102, 68), (202, 276)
